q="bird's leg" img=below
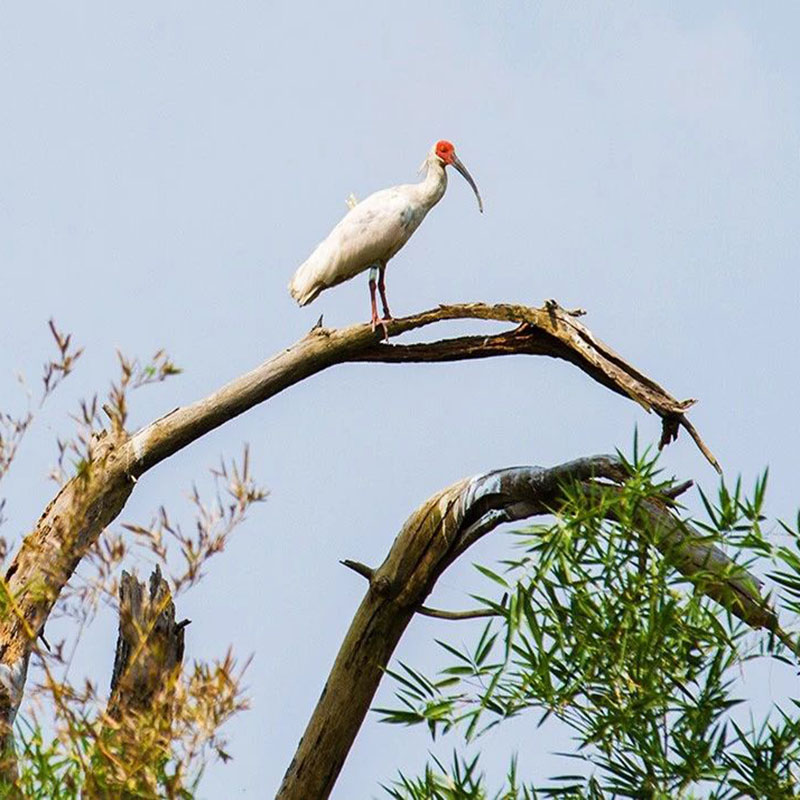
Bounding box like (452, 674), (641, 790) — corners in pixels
(368, 266), (379, 326)
(368, 265), (389, 339)
(377, 262), (393, 321)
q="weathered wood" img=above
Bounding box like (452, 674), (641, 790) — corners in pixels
(0, 300), (718, 764)
(0, 429), (134, 718)
(127, 301), (718, 476)
(276, 455), (778, 800)
(107, 565), (187, 718)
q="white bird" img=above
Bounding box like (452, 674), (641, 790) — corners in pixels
(288, 140), (483, 332)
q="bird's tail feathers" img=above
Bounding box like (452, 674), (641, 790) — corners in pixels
(288, 260), (322, 306)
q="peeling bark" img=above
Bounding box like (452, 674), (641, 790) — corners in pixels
(276, 455), (778, 800)
(0, 428), (134, 747)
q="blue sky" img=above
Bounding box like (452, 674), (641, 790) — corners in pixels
(1, 2), (799, 796)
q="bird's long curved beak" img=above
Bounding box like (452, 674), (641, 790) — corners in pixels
(451, 154), (483, 213)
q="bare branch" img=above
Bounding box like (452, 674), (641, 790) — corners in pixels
(126, 301), (717, 475)
(341, 562), (496, 619)
(416, 606), (499, 620)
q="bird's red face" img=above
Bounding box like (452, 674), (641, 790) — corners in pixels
(435, 140), (456, 165)
(433, 139), (483, 213)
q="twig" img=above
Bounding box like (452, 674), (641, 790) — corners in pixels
(340, 560), (374, 580)
(416, 606), (500, 620)
(661, 479), (694, 500)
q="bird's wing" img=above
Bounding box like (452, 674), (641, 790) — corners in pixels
(314, 189), (419, 278)
(289, 186), (428, 305)
(333, 188), (418, 266)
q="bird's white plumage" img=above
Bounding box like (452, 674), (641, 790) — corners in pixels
(289, 150), (448, 306)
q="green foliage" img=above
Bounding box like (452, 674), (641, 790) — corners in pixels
(6, 720), (81, 799)
(1, 713), (201, 799)
(382, 448), (800, 798)
(384, 752), (540, 800)
(0, 652), (244, 798)
(0, 330), (249, 800)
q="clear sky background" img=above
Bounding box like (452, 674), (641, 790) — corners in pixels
(1, 2), (799, 797)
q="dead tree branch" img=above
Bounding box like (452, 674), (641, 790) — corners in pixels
(0, 301), (717, 756)
(342, 562), (501, 620)
(276, 454), (779, 800)
(107, 565), (187, 720)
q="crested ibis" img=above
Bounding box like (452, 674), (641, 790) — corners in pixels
(288, 140), (483, 333)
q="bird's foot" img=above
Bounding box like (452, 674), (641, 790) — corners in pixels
(371, 315), (391, 341)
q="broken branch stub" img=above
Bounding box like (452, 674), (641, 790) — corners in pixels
(108, 565), (187, 719)
(83, 566), (188, 800)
